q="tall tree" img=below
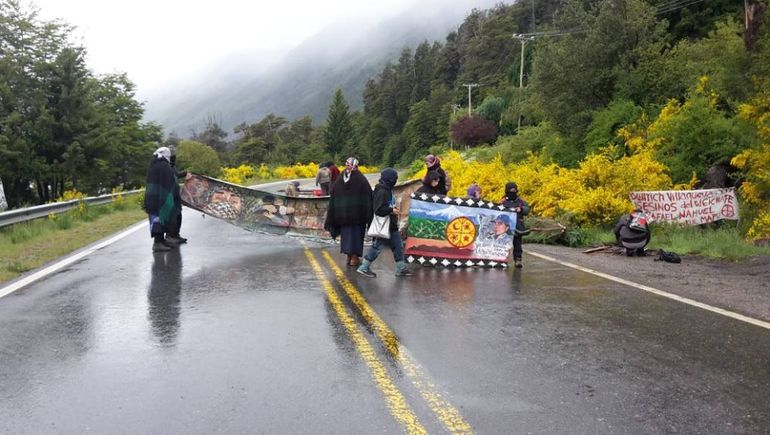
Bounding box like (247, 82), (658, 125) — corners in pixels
(324, 88), (354, 157)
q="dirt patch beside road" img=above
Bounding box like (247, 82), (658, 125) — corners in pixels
(524, 243), (770, 323)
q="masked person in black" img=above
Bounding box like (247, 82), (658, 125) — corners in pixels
(501, 182), (530, 268)
(356, 168), (413, 278)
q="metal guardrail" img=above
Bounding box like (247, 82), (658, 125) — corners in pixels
(0, 189), (143, 228)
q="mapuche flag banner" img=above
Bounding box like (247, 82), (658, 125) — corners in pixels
(405, 193), (518, 267)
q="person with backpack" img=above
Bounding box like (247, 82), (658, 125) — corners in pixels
(614, 209), (651, 256)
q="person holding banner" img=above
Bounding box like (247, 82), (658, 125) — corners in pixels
(501, 182), (529, 268)
(325, 157), (372, 267)
(614, 209), (651, 256)
(357, 168), (413, 278)
(144, 147), (178, 252)
(425, 154), (451, 195)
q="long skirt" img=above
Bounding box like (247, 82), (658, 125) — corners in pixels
(340, 224), (366, 256)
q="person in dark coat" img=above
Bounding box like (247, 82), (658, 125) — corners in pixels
(425, 154), (451, 195)
(416, 171), (442, 195)
(144, 147), (179, 252)
(166, 154), (189, 245)
(614, 209), (651, 256)
(501, 182), (530, 268)
(356, 168), (413, 278)
(325, 157), (372, 267)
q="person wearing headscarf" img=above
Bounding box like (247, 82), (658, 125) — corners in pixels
(356, 168), (413, 278)
(144, 147), (178, 252)
(325, 157), (372, 267)
(416, 171), (442, 195)
(500, 181), (530, 268)
(467, 182), (482, 200)
(424, 154), (451, 195)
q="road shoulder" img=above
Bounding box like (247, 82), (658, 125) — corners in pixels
(524, 243), (770, 324)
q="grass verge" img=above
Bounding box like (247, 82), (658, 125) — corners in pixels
(562, 222), (770, 261)
(0, 202), (146, 285)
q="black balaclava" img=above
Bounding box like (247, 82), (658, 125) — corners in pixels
(380, 168), (398, 189)
(505, 182), (519, 201)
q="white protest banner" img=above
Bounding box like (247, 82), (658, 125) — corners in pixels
(629, 188), (739, 225)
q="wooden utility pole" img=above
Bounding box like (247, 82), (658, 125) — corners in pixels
(745, 0), (767, 51)
(462, 83), (479, 116)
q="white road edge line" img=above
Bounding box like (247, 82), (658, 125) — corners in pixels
(527, 250), (770, 331)
(0, 221), (146, 300)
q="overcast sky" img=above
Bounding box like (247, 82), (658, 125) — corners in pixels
(32, 0), (426, 98)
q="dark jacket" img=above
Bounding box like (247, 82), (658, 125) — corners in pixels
(144, 157), (177, 225)
(427, 164), (450, 195)
(416, 171), (442, 195)
(614, 214), (651, 244)
(501, 196), (530, 233)
(325, 170), (372, 231)
(372, 168), (399, 233)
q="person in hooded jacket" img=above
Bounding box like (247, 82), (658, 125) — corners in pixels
(144, 147), (179, 252)
(416, 171), (442, 195)
(357, 168), (413, 278)
(614, 209), (651, 256)
(501, 182), (530, 268)
(424, 154), (451, 195)
(325, 157), (372, 267)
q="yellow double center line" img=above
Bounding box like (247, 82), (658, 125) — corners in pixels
(303, 245), (473, 434)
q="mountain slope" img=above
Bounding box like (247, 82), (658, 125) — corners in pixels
(143, 0), (500, 136)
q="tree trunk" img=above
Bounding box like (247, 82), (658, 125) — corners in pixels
(745, 0), (768, 51)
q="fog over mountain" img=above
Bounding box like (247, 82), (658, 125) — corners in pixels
(142, 0), (502, 137)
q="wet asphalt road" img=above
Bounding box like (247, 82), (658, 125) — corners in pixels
(1, 211), (769, 434)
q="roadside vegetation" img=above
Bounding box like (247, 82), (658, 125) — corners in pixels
(0, 196), (145, 284)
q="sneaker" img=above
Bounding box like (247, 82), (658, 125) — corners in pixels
(395, 269), (413, 277)
(356, 268), (377, 278)
(152, 242), (172, 252)
(514, 260), (523, 268)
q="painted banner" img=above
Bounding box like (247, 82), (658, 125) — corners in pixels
(181, 174), (420, 241)
(404, 193), (518, 267)
(629, 188), (739, 225)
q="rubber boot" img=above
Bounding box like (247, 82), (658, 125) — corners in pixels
(356, 259), (376, 278)
(394, 260), (413, 276)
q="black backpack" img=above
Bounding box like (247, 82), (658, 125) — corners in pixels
(655, 249), (681, 263)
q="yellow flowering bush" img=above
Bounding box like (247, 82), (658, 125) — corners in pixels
(418, 146), (674, 226)
(221, 164), (257, 185)
(59, 190), (85, 202)
(731, 144), (770, 240)
(272, 162), (319, 179)
(358, 165), (380, 174)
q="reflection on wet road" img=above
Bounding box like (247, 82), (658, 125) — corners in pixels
(1, 212), (769, 434)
